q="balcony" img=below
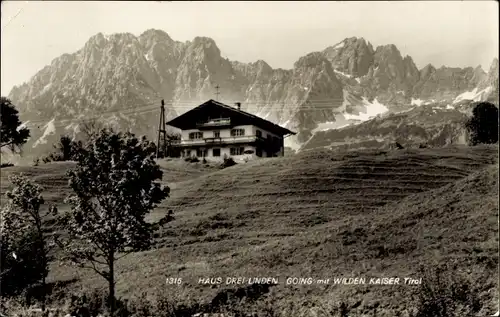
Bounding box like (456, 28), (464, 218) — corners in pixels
(176, 135), (266, 147)
(196, 118), (231, 129)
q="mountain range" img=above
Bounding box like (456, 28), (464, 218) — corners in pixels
(5, 29), (499, 160)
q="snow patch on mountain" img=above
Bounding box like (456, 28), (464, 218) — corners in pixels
(33, 118), (56, 148)
(411, 98), (424, 107)
(17, 121), (30, 131)
(312, 121), (351, 133)
(343, 97), (388, 121)
(65, 122), (80, 140)
(284, 137), (302, 152)
(334, 69), (352, 78)
(40, 83), (52, 95)
(453, 86), (493, 104)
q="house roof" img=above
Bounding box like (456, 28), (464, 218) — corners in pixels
(166, 99), (296, 136)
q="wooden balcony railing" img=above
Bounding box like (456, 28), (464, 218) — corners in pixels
(196, 118), (231, 128)
(175, 135), (268, 146)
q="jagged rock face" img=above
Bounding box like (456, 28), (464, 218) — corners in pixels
(6, 30), (499, 158)
(478, 58), (499, 104)
(413, 65), (486, 100)
(362, 45), (420, 103)
(323, 37), (374, 77)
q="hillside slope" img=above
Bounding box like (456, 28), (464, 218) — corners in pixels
(301, 102), (473, 151)
(0, 145), (498, 315)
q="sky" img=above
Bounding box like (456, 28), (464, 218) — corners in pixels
(1, 1), (498, 95)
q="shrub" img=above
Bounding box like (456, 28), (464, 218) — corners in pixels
(410, 264), (482, 317)
(220, 156), (236, 169)
(0, 174), (58, 311)
(0, 228), (47, 298)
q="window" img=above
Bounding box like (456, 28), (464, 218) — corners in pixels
(231, 129), (245, 137)
(256, 130), (262, 138)
(196, 149), (206, 157)
(214, 131), (220, 138)
(213, 148), (221, 157)
(189, 132), (203, 139)
(256, 148), (262, 157)
(230, 147), (244, 155)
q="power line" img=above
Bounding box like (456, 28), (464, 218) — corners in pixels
(22, 99), (372, 130)
(24, 100), (161, 127)
(24, 97), (349, 126)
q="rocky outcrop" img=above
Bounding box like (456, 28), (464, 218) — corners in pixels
(323, 37), (374, 77)
(301, 103), (471, 152)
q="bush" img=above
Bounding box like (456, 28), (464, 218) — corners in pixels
(1, 162), (14, 168)
(42, 135), (84, 163)
(410, 264), (482, 317)
(0, 227), (47, 298)
(220, 156), (236, 169)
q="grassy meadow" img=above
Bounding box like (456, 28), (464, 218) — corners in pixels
(0, 144), (498, 316)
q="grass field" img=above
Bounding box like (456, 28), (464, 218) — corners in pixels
(1, 144), (498, 315)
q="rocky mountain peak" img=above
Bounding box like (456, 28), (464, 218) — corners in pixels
(420, 64), (436, 76)
(374, 44), (402, 60)
(488, 58), (498, 73)
(294, 52), (331, 69)
(139, 29), (173, 42)
(251, 60), (273, 77)
(322, 36), (374, 77)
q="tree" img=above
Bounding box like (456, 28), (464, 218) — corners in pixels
(0, 175), (57, 310)
(465, 102), (499, 145)
(53, 135), (83, 161)
(79, 118), (105, 145)
(57, 129), (171, 315)
(0, 97), (30, 153)
(164, 130), (181, 157)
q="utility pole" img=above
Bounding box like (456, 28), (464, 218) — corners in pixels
(156, 99), (167, 159)
(215, 85), (220, 101)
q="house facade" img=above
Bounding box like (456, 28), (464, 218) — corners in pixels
(166, 99), (295, 161)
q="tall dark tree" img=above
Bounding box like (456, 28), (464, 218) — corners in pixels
(465, 102), (499, 145)
(57, 129), (172, 316)
(1, 97), (30, 153)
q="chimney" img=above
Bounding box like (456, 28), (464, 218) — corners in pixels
(235, 102), (241, 110)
